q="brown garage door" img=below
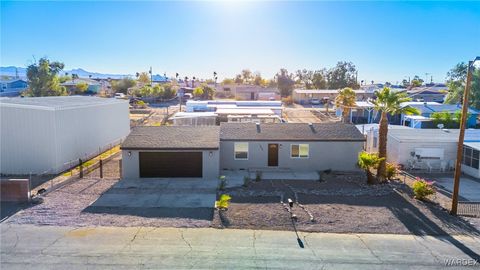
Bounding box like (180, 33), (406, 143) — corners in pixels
(139, 152), (203, 178)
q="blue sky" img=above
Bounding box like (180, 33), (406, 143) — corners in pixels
(1, 1), (479, 83)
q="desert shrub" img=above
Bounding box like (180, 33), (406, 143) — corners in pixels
(412, 178), (435, 200)
(357, 151), (384, 184)
(215, 194), (231, 210)
(218, 175), (227, 191)
(282, 96), (293, 106)
(255, 171), (262, 182)
(386, 163), (398, 180)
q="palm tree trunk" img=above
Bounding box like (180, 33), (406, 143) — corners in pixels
(377, 111), (388, 181)
(343, 108), (350, 123)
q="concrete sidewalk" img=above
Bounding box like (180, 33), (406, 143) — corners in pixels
(2, 224), (480, 269)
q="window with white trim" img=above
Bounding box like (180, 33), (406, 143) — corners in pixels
(462, 145), (479, 169)
(291, 144), (309, 158)
(234, 142), (249, 160)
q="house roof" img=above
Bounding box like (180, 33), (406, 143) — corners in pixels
(0, 79), (27, 84)
(60, 78), (100, 86)
(388, 129), (480, 143)
(294, 89), (367, 94)
(401, 102), (479, 114)
(121, 126), (220, 150)
(0, 96), (127, 110)
(219, 123), (365, 141)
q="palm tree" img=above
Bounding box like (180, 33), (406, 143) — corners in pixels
(358, 151), (384, 184)
(371, 87), (419, 181)
(334, 87), (356, 123)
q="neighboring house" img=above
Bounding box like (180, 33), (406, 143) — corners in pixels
(151, 74), (170, 83)
(406, 87), (447, 103)
(363, 127), (480, 178)
(0, 96), (130, 174)
(0, 79), (28, 97)
(120, 123), (365, 180)
(186, 100), (283, 116)
(216, 84), (279, 100)
(399, 102), (478, 128)
(61, 78), (101, 94)
(292, 89), (374, 105)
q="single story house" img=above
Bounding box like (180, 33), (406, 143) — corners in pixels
(1, 96), (130, 174)
(61, 78), (101, 94)
(399, 102), (478, 128)
(216, 84), (279, 100)
(293, 89), (374, 105)
(0, 79), (28, 97)
(364, 127), (480, 178)
(121, 123), (365, 180)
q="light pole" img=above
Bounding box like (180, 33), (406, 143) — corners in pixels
(451, 56), (480, 215)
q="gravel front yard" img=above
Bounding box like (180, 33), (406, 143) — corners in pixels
(4, 156), (210, 228)
(212, 175), (480, 235)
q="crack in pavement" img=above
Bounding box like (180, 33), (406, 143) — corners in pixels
(40, 227), (79, 255)
(412, 236), (442, 263)
(355, 234), (383, 264)
(179, 229), (195, 269)
(121, 227), (142, 252)
(252, 230), (267, 270)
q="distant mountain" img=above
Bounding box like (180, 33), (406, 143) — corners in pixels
(0, 66), (130, 80)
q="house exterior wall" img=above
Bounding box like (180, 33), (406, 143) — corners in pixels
(220, 140), (363, 172)
(0, 101), (130, 174)
(385, 138), (457, 166)
(121, 149), (220, 180)
(462, 164), (480, 179)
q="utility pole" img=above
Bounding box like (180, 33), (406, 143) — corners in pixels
(451, 59), (475, 215)
(149, 67), (153, 85)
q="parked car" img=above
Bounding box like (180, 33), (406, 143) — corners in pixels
(114, 93), (126, 99)
(310, 98), (321, 105)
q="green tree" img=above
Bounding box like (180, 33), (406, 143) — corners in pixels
(371, 87), (420, 181)
(276, 68), (295, 97)
(411, 75), (423, 87)
(327, 61), (359, 89)
(25, 57), (67, 96)
(444, 62), (480, 109)
(111, 78), (136, 94)
(253, 72), (264, 86)
(200, 84), (215, 99)
(162, 83), (177, 99)
(296, 69), (314, 89)
(193, 87), (204, 98)
(73, 82), (89, 95)
(222, 78), (235, 85)
(234, 74), (244, 84)
(357, 151), (384, 185)
(334, 87), (356, 123)
(312, 69), (327, 89)
(138, 72), (150, 85)
(241, 69), (252, 84)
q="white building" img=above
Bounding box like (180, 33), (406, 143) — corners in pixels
(0, 96), (130, 174)
(362, 126), (480, 178)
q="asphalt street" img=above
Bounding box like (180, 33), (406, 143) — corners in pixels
(2, 224), (480, 269)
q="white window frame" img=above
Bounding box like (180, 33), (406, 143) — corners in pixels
(234, 142), (249, 160)
(291, 144), (309, 159)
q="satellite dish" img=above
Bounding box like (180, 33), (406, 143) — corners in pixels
(437, 123), (444, 129)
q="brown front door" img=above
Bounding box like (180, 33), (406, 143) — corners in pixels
(268, 144), (279, 167)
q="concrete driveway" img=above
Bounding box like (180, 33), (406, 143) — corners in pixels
(87, 178), (217, 219)
(2, 224), (480, 269)
(434, 177), (480, 201)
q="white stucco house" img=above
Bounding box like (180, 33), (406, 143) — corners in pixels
(120, 123), (365, 180)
